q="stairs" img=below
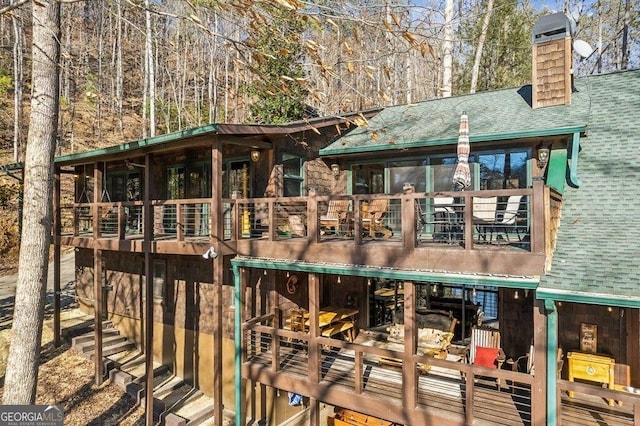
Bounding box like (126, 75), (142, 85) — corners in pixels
(65, 319), (215, 424)
(125, 364), (214, 425)
(70, 321), (136, 361)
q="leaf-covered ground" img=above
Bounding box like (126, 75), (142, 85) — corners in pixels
(0, 312), (146, 425)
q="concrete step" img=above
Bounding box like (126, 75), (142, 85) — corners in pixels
(86, 340), (136, 360)
(74, 332), (126, 353)
(71, 327), (120, 347)
(172, 393), (214, 425)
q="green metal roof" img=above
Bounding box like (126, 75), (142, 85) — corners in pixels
(537, 69), (640, 307)
(231, 256), (539, 289)
(319, 83), (590, 156)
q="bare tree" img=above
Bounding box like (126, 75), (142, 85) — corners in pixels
(3, 0), (61, 404)
(470, 0), (494, 93)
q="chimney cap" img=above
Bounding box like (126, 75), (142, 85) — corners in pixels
(532, 12), (572, 44)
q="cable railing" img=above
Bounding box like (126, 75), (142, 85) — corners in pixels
(57, 188), (546, 254)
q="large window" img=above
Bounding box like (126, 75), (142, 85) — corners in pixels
(106, 171), (142, 202)
(477, 149), (528, 190)
(388, 160), (427, 193)
(222, 160), (251, 198)
(352, 163), (385, 194)
(283, 154), (303, 196)
(167, 162), (211, 199)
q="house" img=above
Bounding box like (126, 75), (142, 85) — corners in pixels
(9, 11), (636, 426)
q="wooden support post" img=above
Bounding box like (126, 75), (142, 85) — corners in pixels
(310, 397), (320, 426)
(93, 247), (103, 385)
(402, 281), (417, 415)
(532, 297), (547, 425)
(93, 162), (103, 385)
(144, 154), (155, 426)
(213, 253), (224, 426)
(53, 168), (61, 347)
(308, 273), (320, 384)
(401, 189), (417, 250)
(307, 189), (319, 244)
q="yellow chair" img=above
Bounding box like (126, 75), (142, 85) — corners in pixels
(320, 199), (350, 236)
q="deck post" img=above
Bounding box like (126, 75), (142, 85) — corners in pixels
(143, 153), (155, 426)
(308, 273), (321, 384)
(544, 300), (558, 426)
(532, 297), (547, 424)
(53, 168), (61, 347)
(402, 281), (417, 420)
(401, 187), (417, 249)
(93, 247), (103, 385)
(212, 253), (224, 426)
(93, 162), (103, 386)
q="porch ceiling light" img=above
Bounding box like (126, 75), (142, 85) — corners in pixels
(331, 163), (340, 180)
(250, 149), (261, 163)
(202, 246), (218, 260)
(537, 147), (550, 169)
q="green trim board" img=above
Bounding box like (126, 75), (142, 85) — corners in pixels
(230, 256), (539, 289)
(546, 148), (567, 194)
(537, 288), (640, 309)
(320, 126), (587, 156)
(54, 124), (220, 164)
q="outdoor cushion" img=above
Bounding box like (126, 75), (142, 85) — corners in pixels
(474, 346), (500, 368)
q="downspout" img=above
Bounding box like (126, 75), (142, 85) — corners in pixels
(232, 263), (242, 426)
(544, 299), (558, 426)
(567, 132), (581, 188)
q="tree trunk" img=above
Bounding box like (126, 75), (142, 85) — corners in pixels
(3, 0), (60, 404)
(441, 0), (454, 98)
(470, 0), (494, 94)
(12, 2), (24, 163)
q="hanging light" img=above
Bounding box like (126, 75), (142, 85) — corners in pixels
(286, 271), (290, 277)
(263, 270), (267, 276)
(472, 287), (477, 298)
(514, 290), (520, 300)
(432, 284), (438, 295)
(537, 147), (550, 170)
(337, 276), (341, 284)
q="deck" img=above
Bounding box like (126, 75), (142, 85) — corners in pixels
(243, 325), (638, 426)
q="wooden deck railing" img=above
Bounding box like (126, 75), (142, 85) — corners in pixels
(243, 323), (536, 425)
(58, 183), (560, 256)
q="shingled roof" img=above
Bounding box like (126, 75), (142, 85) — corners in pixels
(321, 69), (640, 307)
(537, 70), (640, 307)
(320, 79), (590, 156)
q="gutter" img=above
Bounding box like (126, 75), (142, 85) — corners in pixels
(231, 256), (539, 289)
(537, 287), (640, 309)
(567, 132), (582, 188)
(319, 125), (587, 156)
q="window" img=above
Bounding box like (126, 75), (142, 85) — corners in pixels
(351, 163), (385, 194)
(106, 171), (142, 202)
(282, 154), (303, 196)
(477, 149), (528, 190)
(166, 162), (211, 199)
(388, 160), (427, 193)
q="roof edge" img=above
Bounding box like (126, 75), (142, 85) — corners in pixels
(537, 287), (640, 308)
(231, 256), (539, 288)
(319, 125), (587, 156)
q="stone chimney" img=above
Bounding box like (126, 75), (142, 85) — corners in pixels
(531, 13), (573, 109)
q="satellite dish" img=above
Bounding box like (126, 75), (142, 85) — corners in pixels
(573, 39), (594, 58)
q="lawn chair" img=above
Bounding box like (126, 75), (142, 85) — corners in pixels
(472, 196), (497, 242)
(430, 197), (459, 243)
(362, 199), (392, 239)
(320, 199), (350, 236)
(467, 325), (506, 389)
(493, 195), (524, 241)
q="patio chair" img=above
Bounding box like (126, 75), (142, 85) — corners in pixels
(472, 196), (497, 242)
(493, 195), (524, 241)
(467, 325), (506, 389)
(362, 199), (392, 239)
(430, 197), (459, 243)
(320, 199), (350, 236)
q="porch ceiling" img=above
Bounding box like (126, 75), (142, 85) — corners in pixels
(231, 255), (539, 289)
